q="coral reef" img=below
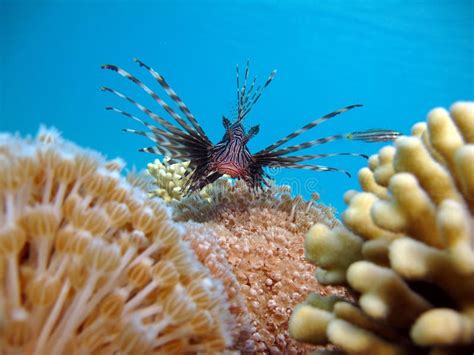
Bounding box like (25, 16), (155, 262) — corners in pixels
(181, 221), (254, 351)
(147, 157), (192, 202)
(289, 102), (474, 354)
(175, 179), (349, 353)
(173, 178), (337, 231)
(147, 157), (213, 202)
(0, 128), (234, 354)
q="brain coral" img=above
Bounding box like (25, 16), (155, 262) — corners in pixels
(174, 179), (350, 353)
(289, 102), (474, 354)
(0, 128), (234, 354)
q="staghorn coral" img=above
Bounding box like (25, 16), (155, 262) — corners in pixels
(176, 179), (349, 353)
(0, 128), (234, 354)
(289, 102), (474, 354)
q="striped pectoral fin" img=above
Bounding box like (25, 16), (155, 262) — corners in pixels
(106, 105), (205, 150)
(137, 146), (181, 164)
(121, 128), (175, 148)
(106, 106), (167, 137)
(122, 127), (202, 159)
(270, 162), (352, 177)
(192, 171), (223, 193)
(183, 170), (222, 195)
(101, 64), (204, 142)
(255, 127), (395, 159)
(101, 86), (191, 139)
(138, 146), (164, 154)
(346, 129), (402, 142)
(252, 151), (353, 177)
(138, 146), (178, 161)
(260, 104), (363, 153)
(122, 128), (162, 143)
(133, 58), (210, 141)
(138, 146), (187, 166)
(257, 133), (346, 158)
(272, 152), (369, 163)
(103, 98), (212, 163)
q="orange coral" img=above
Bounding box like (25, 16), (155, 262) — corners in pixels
(177, 180), (349, 353)
(174, 179), (337, 230)
(182, 221), (254, 351)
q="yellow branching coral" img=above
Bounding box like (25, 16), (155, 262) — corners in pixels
(177, 180), (348, 353)
(0, 128), (234, 354)
(290, 102), (474, 354)
(147, 157), (192, 201)
(147, 157), (214, 203)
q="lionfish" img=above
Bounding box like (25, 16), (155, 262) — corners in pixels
(101, 59), (400, 194)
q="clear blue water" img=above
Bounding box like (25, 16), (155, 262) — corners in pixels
(2, 0), (473, 214)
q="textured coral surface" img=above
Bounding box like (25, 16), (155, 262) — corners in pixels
(175, 179), (350, 353)
(147, 157), (192, 202)
(0, 128), (233, 354)
(147, 157), (213, 202)
(290, 102), (474, 355)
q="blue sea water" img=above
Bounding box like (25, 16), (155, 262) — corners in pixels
(1, 0), (473, 214)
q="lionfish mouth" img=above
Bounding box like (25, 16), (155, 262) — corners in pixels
(215, 163), (244, 178)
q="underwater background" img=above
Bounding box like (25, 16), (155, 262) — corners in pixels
(1, 0), (473, 214)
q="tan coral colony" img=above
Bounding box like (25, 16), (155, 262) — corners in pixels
(0, 128), (234, 354)
(290, 102), (474, 354)
(173, 179), (348, 353)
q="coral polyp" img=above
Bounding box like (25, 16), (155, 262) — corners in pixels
(0, 128), (233, 354)
(174, 179), (350, 353)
